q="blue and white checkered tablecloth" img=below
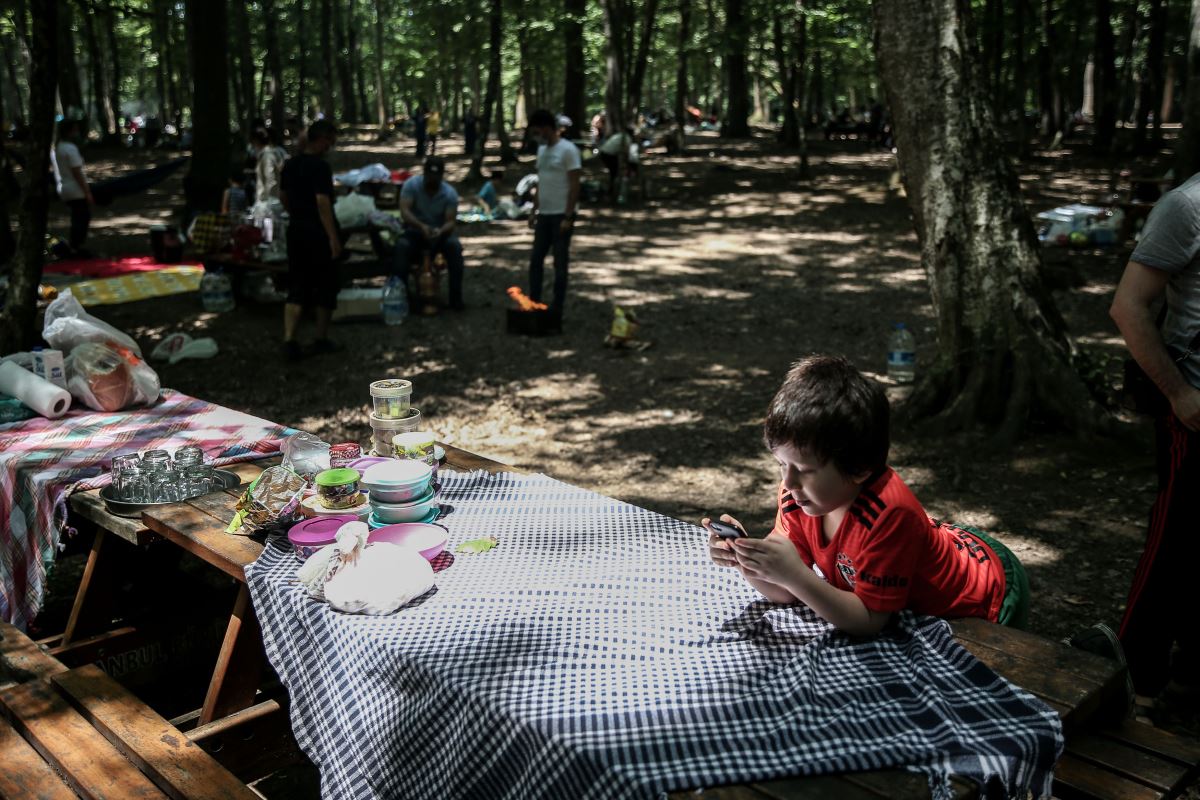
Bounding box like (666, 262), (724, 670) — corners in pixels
(246, 470), (1062, 800)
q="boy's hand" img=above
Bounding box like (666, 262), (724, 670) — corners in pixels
(730, 533), (804, 585)
(701, 514), (744, 569)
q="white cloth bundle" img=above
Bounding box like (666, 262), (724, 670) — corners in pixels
(296, 522), (435, 615)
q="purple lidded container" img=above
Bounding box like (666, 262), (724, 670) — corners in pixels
(287, 515), (357, 561)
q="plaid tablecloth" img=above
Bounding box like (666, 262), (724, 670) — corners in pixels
(247, 470), (1063, 800)
(0, 389), (294, 629)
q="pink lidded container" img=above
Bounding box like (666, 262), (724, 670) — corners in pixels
(287, 515), (357, 561)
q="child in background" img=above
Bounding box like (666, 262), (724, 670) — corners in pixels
(704, 355), (1030, 636)
(222, 169), (249, 219)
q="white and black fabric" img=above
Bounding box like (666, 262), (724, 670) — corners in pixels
(246, 471), (1063, 800)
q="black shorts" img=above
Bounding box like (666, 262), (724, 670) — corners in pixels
(286, 233), (340, 310)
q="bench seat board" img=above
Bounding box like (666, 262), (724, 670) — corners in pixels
(0, 714), (78, 800)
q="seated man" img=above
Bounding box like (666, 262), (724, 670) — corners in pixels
(393, 156), (465, 310)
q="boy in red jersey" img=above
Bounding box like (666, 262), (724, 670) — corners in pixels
(703, 355), (1029, 636)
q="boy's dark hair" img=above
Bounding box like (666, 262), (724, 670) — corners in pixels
(306, 119), (338, 143)
(528, 109), (557, 130)
(57, 118), (80, 139)
(251, 127), (270, 146)
(763, 354), (889, 477)
(230, 168), (245, 184)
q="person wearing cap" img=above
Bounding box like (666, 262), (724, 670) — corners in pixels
(393, 155), (465, 310)
(527, 108), (582, 316)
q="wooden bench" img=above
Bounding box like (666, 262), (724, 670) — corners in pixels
(1054, 719), (1200, 800)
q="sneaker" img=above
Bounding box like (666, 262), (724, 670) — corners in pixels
(309, 338), (343, 355)
(283, 340), (304, 362)
(1063, 623), (1135, 715)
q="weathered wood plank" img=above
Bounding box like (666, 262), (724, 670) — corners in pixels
(0, 713), (79, 800)
(140, 502), (262, 581)
(950, 618), (1115, 687)
(1053, 753), (1163, 800)
(751, 774), (887, 799)
(53, 664), (257, 800)
(198, 585), (264, 725)
(0, 680), (168, 799)
(187, 699), (305, 784)
(0, 620), (66, 690)
(1102, 719), (1200, 767)
(1065, 731), (1189, 792)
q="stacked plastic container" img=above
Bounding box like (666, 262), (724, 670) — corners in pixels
(359, 459), (439, 529)
(368, 379), (421, 456)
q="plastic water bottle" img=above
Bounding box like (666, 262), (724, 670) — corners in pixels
(887, 322), (916, 384)
(381, 276), (408, 326)
(200, 269), (235, 312)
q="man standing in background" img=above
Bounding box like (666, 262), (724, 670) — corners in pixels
(51, 119), (94, 255)
(526, 108), (581, 317)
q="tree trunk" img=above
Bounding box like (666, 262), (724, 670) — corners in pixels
(1178, 0), (1200, 182)
(721, 0), (750, 136)
(319, 0), (336, 118)
(185, 0), (230, 215)
(0, 0), (56, 355)
(262, 0), (286, 128)
(332, 0), (355, 123)
(674, 0), (690, 153)
(57, 0), (84, 123)
(103, 1), (121, 134)
(349, 0), (369, 123)
(230, 0), (256, 134)
(563, 0), (586, 140)
(601, 0), (628, 137)
(773, 4), (798, 147)
(467, 0), (503, 182)
(0, 78), (11, 268)
(1038, 0), (1063, 140)
(297, 0), (309, 121)
(151, 0), (170, 118)
(1014, 0), (1028, 147)
(1092, 0), (1117, 151)
(373, 0), (389, 135)
(628, 0), (660, 115)
(794, 0), (810, 177)
(1, 32), (26, 124)
(496, 81), (517, 163)
(873, 0), (1103, 441)
(79, 1), (114, 136)
(1134, 0), (1165, 152)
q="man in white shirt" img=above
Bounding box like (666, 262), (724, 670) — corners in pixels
(50, 119), (94, 253)
(527, 108), (581, 315)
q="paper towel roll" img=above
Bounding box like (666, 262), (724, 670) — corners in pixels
(0, 361), (71, 419)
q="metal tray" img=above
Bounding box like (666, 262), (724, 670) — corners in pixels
(99, 469), (244, 518)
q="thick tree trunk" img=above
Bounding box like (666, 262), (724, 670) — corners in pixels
(1134, 0), (1165, 152)
(674, 0), (691, 153)
(103, 1), (121, 133)
(297, 0), (309, 121)
(0, 0), (56, 354)
(601, 0), (628, 136)
(349, 0), (369, 123)
(628, 0), (660, 115)
(563, 0), (586, 140)
(373, 0), (389, 135)
(319, 0), (336, 118)
(794, 1), (809, 177)
(332, 0), (356, 123)
(151, 0), (170, 118)
(873, 0), (1104, 441)
(1092, 0), (1117, 152)
(184, 0), (230, 215)
(1014, 0), (1028, 145)
(262, 0), (286, 128)
(467, 0), (502, 183)
(78, 2), (114, 136)
(57, 0), (84, 123)
(230, 0), (256, 134)
(721, 0), (751, 136)
(1038, 0), (1063, 140)
(773, 5), (798, 148)
(1, 33), (26, 124)
(1178, 0), (1200, 182)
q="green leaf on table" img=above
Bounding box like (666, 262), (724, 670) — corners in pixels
(456, 536), (498, 555)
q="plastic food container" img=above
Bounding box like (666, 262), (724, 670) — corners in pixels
(368, 522), (448, 560)
(392, 431), (436, 465)
(315, 468), (362, 509)
(300, 492), (371, 520)
(369, 408), (422, 456)
(368, 508), (440, 528)
(347, 455), (391, 473)
(370, 379), (413, 419)
(362, 460), (432, 504)
(369, 486), (439, 523)
(288, 515), (357, 560)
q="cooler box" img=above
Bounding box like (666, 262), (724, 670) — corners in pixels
(332, 287), (384, 322)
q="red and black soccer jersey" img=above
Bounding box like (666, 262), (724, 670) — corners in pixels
(773, 468), (1007, 622)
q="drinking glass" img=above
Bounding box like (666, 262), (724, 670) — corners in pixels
(174, 445), (205, 467)
(141, 450), (172, 474)
(111, 454), (141, 501)
(123, 467), (150, 503)
(184, 465), (216, 498)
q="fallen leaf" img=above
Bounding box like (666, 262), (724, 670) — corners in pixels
(456, 536), (498, 555)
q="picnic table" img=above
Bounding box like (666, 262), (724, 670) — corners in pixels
(54, 447), (1148, 798)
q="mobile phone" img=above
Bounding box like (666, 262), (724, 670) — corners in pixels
(709, 520), (745, 539)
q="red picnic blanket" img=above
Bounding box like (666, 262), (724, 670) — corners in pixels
(42, 256), (201, 279)
(0, 390), (294, 630)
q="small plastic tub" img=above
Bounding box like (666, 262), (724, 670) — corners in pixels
(370, 379), (412, 419)
(347, 455), (392, 472)
(392, 431), (437, 465)
(315, 468), (362, 509)
(288, 515), (357, 560)
(369, 408), (421, 456)
(368, 522), (448, 559)
(370, 486), (439, 523)
(360, 460), (433, 504)
(329, 442), (363, 469)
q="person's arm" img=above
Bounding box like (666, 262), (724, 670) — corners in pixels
(221, 188), (231, 214)
(561, 169), (582, 233)
(315, 194), (342, 258)
(703, 516), (797, 604)
(730, 533), (892, 636)
(437, 202), (457, 237)
(1111, 260), (1200, 429)
(398, 195), (433, 238)
(72, 165), (93, 205)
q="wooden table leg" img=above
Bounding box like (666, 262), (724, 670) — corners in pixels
(199, 583), (265, 725)
(61, 530), (118, 647)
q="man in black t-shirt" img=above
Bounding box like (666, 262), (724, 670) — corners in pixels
(280, 119), (341, 361)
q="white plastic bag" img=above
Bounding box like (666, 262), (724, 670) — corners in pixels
(281, 431), (330, 482)
(297, 522), (435, 615)
(43, 289), (142, 357)
(334, 193), (376, 228)
(64, 341), (161, 411)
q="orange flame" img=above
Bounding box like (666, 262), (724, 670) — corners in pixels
(506, 286), (548, 312)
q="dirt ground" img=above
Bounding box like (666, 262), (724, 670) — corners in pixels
(36, 127), (1198, 751)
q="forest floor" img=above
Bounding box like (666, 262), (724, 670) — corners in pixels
(34, 126), (1200, 768)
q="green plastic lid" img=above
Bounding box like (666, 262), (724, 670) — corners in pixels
(315, 468), (360, 487)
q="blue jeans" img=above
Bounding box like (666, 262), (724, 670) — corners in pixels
(392, 228), (465, 306)
(528, 214), (573, 312)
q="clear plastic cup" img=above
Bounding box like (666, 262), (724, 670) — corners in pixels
(370, 379), (413, 419)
